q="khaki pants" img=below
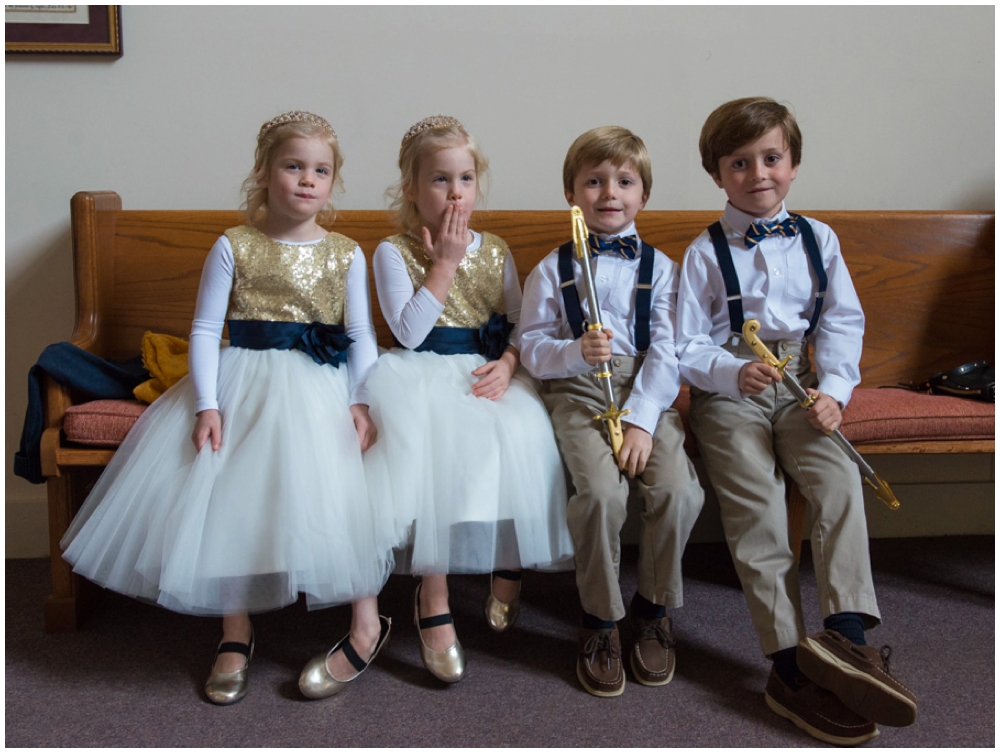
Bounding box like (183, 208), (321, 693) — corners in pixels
(689, 339), (880, 655)
(542, 357), (704, 622)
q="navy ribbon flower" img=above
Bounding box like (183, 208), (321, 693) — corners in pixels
(475, 313), (514, 361)
(296, 321), (354, 367)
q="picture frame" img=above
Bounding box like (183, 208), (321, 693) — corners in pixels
(5, 5), (122, 56)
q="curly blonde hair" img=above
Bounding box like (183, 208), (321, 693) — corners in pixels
(386, 117), (489, 232)
(241, 116), (344, 227)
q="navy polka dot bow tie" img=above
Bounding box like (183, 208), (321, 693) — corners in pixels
(588, 233), (639, 260)
(744, 217), (798, 249)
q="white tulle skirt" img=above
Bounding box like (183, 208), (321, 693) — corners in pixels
(364, 349), (574, 575)
(61, 347), (395, 616)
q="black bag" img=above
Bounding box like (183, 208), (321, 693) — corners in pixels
(926, 361), (995, 402)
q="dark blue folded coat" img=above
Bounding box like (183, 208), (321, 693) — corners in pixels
(14, 343), (149, 484)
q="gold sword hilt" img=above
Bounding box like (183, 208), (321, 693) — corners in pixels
(593, 405), (631, 460)
(741, 320), (816, 408)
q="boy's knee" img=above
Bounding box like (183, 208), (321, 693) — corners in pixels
(567, 485), (629, 533)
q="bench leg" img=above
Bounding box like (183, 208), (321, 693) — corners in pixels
(786, 481), (807, 561)
(44, 469), (100, 632)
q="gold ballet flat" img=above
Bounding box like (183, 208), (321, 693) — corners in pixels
(414, 584), (466, 683)
(205, 632), (254, 706)
(299, 616), (391, 700)
(485, 591), (521, 633)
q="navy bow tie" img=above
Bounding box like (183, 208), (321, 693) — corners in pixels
(588, 233), (638, 260)
(744, 217), (798, 248)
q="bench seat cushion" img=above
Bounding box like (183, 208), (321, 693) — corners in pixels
(842, 388), (995, 444)
(63, 399), (146, 447)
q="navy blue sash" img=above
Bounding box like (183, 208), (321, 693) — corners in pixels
(707, 213), (828, 338)
(557, 240), (655, 353)
(412, 313), (513, 361)
(228, 320), (353, 368)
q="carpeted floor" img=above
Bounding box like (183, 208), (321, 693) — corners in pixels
(5, 537), (994, 747)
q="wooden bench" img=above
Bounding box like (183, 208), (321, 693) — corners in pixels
(39, 190), (995, 632)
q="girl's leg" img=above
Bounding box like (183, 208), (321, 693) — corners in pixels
(491, 568), (522, 603)
(213, 612), (253, 673)
(325, 595), (383, 680)
(419, 574), (457, 651)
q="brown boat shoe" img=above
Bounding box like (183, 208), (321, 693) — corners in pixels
(629, 614), (676, 686)
(797, 629), (917, 727)
(765, 667), (879, 746)
(577, 625), (625, 697)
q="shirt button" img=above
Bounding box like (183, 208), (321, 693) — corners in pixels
(600, 275), (608, 282)
(773, 268), (780, 275)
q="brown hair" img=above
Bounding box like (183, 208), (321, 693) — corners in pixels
(386, 117), (489, 232)
(563, 126), (652, 197)
(241, 118), (343, 227)
(699, 97), (802, 177)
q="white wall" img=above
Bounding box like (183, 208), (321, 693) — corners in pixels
(5, 6), (995, 556)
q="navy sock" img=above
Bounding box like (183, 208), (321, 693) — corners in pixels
(771, 647), (805, 688)
(824, 612), (867, 646)
(630, 592), (666, 620)
(581, 611), (616, 630)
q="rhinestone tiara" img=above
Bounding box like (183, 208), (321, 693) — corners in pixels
(401, 115), (466, 145)
(258, 110), (336, 143)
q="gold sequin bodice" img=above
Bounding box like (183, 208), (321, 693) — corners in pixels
(225, 226), (357, 325)
(388, 232), (508, 328)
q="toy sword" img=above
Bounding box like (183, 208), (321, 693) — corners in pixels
(741, 319), (900, 510)
(571, 206), (630, 462)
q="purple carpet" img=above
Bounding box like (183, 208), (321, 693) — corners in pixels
(5, 537), (994, 747)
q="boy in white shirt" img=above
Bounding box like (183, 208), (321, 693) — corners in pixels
(677, 97), (917, 744)
(520, 126), (703, 698)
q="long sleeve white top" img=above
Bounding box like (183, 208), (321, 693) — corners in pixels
(372, 230), (524, 350)
(518, 222), (683, 436)
(676, 202), (865, 407)
(188, 234), (378, 413)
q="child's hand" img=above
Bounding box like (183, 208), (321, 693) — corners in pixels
(618, 424), (653, 478)
(804, 389), (842, 434)
(471, 350), (516, 401)
(422, 202), (469, 270)
(192, 409), (223, 451)
(581, 328), (613, 366)
(350, 404), (378, 452)
(739, 361), (782, 396)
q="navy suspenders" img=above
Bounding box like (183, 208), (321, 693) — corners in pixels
(706, 213), (828, 338)
(557, 240), (655, 353)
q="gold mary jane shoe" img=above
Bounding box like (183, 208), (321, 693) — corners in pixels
(414, 584), (466, 683)
(205, 632), (254, 706)
(299, 615), (392, 700)
(485, 573), (521, 633)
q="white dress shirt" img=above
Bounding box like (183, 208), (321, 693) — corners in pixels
(676, 202), (865, 407)
(372, 230), (524, 350)
(188, 234), (378, 413)
(519, 222), (683, 436)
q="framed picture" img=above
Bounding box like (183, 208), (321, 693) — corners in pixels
(5, 5), (122, 56)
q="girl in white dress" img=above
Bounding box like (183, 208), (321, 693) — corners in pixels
(365, 115), (573, 683)
(61, 111), (393, 705)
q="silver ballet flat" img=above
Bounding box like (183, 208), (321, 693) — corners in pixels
(299, 616), (391, 700)
(414, 583), (466, 683)
(205, 632), (254, 706)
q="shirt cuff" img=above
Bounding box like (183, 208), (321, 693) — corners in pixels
(715, 358), (747, 401)
(621, 394), (661, 436)
(350, 383), (370, 407)
(818, 374), (854, 408)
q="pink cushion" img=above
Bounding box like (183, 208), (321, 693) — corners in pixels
(63, 399), (147, 447)
(842, 388), (995, 445)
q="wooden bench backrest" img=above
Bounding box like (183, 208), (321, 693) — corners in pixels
(71, 191), (994, 388)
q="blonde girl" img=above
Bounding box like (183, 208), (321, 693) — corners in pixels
(61, 111), (393, 705)
(364, 115), (573, 683)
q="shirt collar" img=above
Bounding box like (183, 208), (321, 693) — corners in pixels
(594, 221), (638, 241)
(722, 201), (789, 235)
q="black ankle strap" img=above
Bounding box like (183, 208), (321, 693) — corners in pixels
(418, 612), (455, 630)
(341, 640), (368, 673)
(217, 641), (250, 657)
(493, 569), (522, 582)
